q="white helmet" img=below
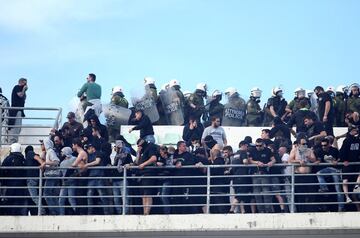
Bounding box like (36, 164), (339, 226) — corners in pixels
(250, 87), (262, 98)
(336, 85), (347, 94)
(224, 87), (237, 97)
(144, 77), (155, 85)
(272, 86), (283, 96)
(112, 86), (123, 95)
(196, 82), (207, 92)
(350, 83), (360, 90)
(212, 90), (222, 97)
(294, 87), (306, 98)
(326, 86), (335, 94)
(183, 90), (192, 98)
(161, 83), (169, 91)
(169, 79), (180, 87)
(10, 143), (21, 153)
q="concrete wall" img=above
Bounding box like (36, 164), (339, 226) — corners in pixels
(0, 213), (359, 234)
(121, 125), (348, 149)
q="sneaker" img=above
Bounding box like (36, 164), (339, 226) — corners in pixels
(353, 185), (360, 193)
(346, 197), (353, 203)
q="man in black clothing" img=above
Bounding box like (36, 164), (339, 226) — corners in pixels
(61, 112), (83, 146)
(248, 138), (275, 213)
(182, 117), (204, 147)
(8, 78), (28, 143)
(340, 125), (360, 208)
(303, 114), (327, 148)
(314, 86), (334, 136)
(1, 143), (27, 215)
(173, 141), (198, 214)
(287, 99), (318, 134)
(227, 143), (251, 214)
(129, 109), (155, 143)
(135, 138), (158, 215)
(315, 138), (344, 211)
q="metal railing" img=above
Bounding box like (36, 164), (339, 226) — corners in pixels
(0, 106), (62, 147)
(0, 163), (360, 216)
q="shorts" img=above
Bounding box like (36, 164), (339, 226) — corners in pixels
(270, 177), (282, 192)
(342, 165), (360, 181)
(140, 176), (157, 196)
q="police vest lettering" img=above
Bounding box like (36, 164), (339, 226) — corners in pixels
(165, 101), (180, 114)
(224, 107), (245, 120)
(136, 97), (155, 111)
(350, 143), (359, 151)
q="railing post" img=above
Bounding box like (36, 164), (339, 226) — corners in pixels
(37, 168), (43, 216)
(122, 167), (127, 215)
(206, 166), (211, 214)
(290, 164), (295, 213)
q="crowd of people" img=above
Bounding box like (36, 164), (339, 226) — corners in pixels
(0, 75), (360, 216)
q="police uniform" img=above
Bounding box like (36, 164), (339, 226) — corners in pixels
(246, 98), (262, 126)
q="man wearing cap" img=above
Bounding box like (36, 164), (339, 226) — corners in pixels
(61, 112), (83, 146)
(129, 109), (155, 143)
(59, 147), (78, 215)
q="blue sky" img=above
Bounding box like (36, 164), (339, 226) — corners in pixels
(1, 0), (360, 116)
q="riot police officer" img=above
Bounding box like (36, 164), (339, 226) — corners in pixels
(263, 86), (287, 126)
(222, 87), (247, 126)
(187, 83), (207, 123)
(246, 87), (263, 126)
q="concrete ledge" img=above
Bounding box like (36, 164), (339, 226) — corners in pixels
(1, 213), (360, 234)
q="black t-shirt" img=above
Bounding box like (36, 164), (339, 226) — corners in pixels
(306, 121), (325, 138)
(25, 151), (41, 177)
(315, 147), (339, 171)
(232, 150), (250, 184)
(11, 85), (25, 107)
(139, 143), (158, 175)
(317, 92), (334, 121)
(249, 147), (274, 174)
(173, 151), (197, 176)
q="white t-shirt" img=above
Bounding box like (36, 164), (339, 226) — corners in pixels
(202, 126), (227, 147)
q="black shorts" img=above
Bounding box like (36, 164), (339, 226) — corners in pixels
(140, 176), (157, 196)
(233, 183), (251, 203)
(342, 165), (360, 181)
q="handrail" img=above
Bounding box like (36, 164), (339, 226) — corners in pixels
(0, 106), (62, 147)
(0, 162), (359, 216)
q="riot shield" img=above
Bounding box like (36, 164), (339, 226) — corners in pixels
(222, 96), (246, 126)
(103, 103), (132, 127)
(160, 88), (184, 125)
(132, 90), (160, 123)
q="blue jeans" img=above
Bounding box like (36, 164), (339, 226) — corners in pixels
(143, 134), (155, 144)
(27, 179), (46, 215)
(44, 178), (60, 215)
(59, 180), (77, 215)
(87, 179), (110, 215)
(161, 180), (172, 214)
(112, 179), (129, 215)
(316, 167), (344, 209)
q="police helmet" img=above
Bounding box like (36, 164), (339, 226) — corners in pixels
(224, 87), (237, 97)
(144, 77), (155, 85)
(250, 87), (262, 98)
